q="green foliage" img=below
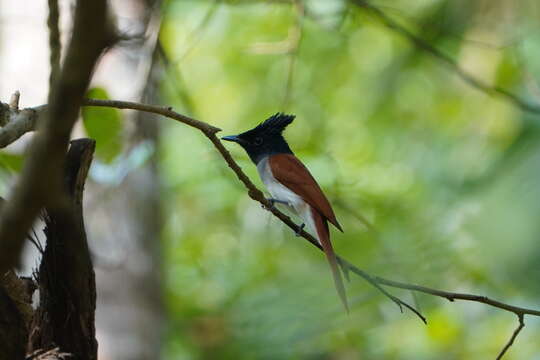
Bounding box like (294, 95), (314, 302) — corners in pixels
(0, 152), (23, 173)
(156, 0), (540, 359)
(82, 87), (122, 163)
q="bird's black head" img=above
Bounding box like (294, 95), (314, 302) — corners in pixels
(222, 113), (295, 164)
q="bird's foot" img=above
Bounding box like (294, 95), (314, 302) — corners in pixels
(262, 198), (289, 210)
(295, 223), (305, 236)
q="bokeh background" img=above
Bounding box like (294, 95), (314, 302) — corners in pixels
(1, 0), (540, 359)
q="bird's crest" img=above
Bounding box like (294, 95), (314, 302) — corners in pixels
(251, 113), (295, 135)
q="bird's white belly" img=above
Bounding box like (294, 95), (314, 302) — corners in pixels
(256, 157), (318, 240)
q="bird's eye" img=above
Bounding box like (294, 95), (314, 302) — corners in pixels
(253, 137), (263, 146)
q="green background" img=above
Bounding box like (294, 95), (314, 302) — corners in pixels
(59, 0), (540, 358)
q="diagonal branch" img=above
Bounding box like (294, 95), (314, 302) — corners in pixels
(496, 314), (525, 360)
(83, 99), (540, 308)
(349, 0), (540, 115)
(83, 99), (540, 358)
(81, 99), (540, 359)
(234, 0), (540, 116)
(1, 97), (538, 357)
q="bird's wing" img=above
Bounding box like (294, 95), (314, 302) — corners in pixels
(269, 153), (343, 231)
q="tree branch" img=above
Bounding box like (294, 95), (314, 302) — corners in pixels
(83, 99), (221, 135)
(0, 96), (537, 357)
(349, 0), (540, 115)
(0, 102), (45, 148)
(225, 0), (540, 116)
(496, 314), (525, 360)
(83, 98), (540, 358)
(369, 276), (540, 317)
(84, 99), (540, 303)
(0, 0), (111, 275)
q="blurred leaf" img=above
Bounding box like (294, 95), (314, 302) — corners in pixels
(0, 152), (23, 173)
(426, 309), (461, 347)
(82, 87), (123, 163)
(89, 140), (155, 186)
(495, 53), (522, 90)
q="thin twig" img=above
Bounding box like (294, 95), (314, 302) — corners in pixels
(47, 0), (61, 86)
(282, 0), (304, 111)
(26, 347), (72, 360)
(27, 228), (44, 255)
(334, 199), (375, 232)
(132, 7), (163, 102)
(336, 256), (426, 323)
(9, 91), (20, 112)
(496, 314), (525, 360)
(171, 0), (220, 64)
(350, 0), (540, 115)
(370, 276), (540, 317)
(157, 40), (198, 116)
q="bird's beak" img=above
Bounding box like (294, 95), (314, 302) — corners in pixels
(221, 135), (242, 144)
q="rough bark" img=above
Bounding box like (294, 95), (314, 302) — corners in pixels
(0, 284), (27, 360)
(29, 139), (97, 360)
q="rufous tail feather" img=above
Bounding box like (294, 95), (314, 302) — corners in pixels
(311, 207), (349, 313)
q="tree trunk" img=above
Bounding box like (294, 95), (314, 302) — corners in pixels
(90, 1), (164, 359)
(28, 139), (97, 360)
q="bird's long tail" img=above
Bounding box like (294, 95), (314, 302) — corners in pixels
(311, 206), (349, 313)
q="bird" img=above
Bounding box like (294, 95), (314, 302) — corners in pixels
(222, 113), (348, 311)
